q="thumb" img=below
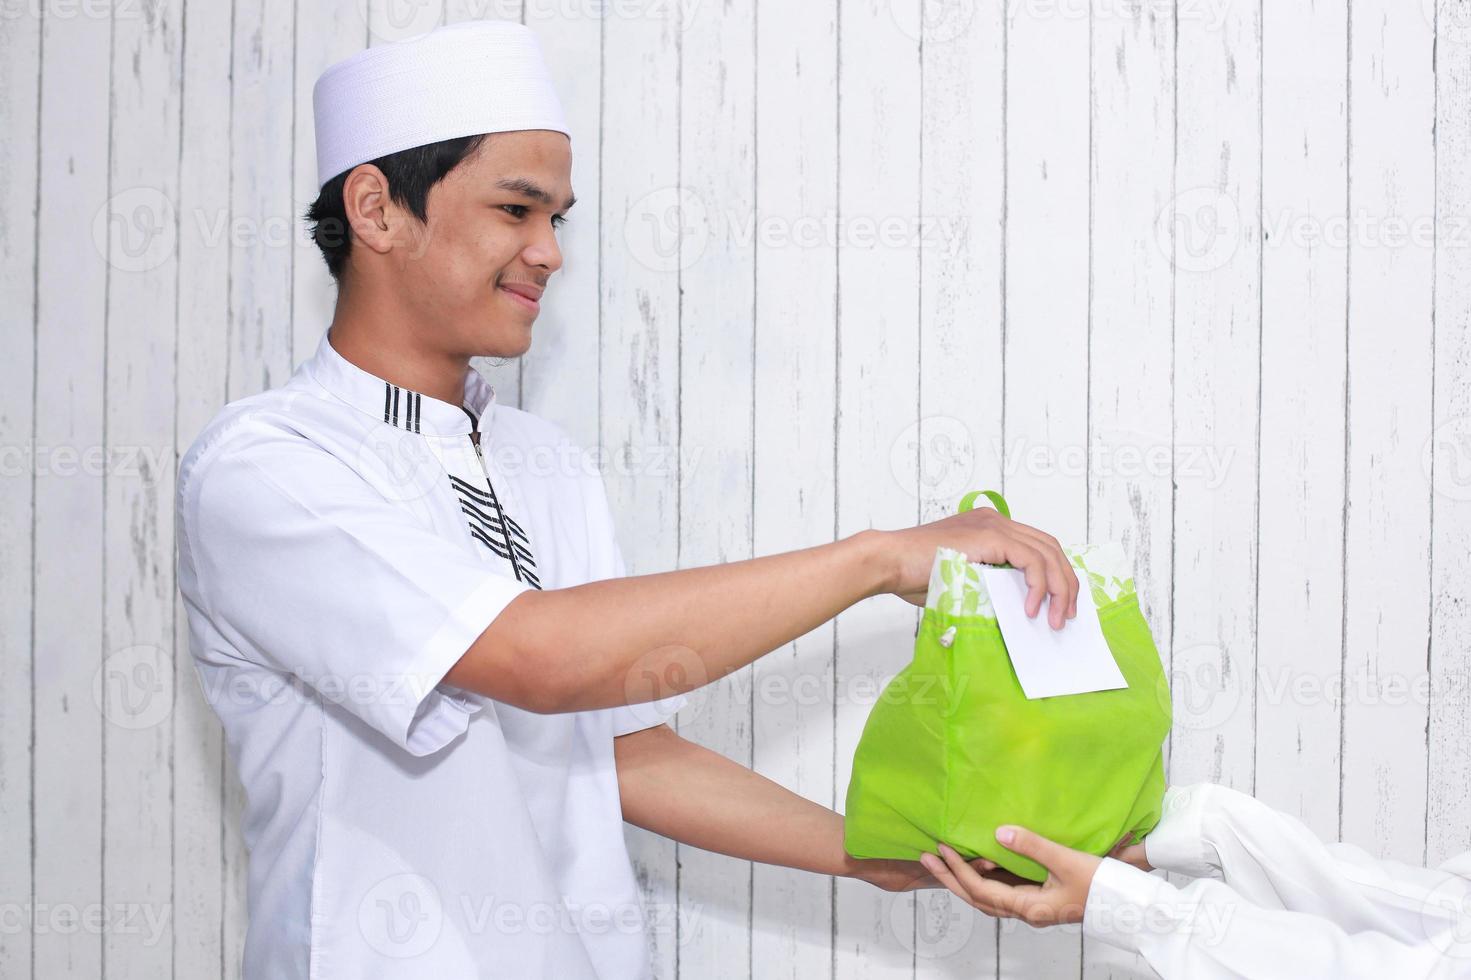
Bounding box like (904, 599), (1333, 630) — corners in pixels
(995, 825), (1066, 874)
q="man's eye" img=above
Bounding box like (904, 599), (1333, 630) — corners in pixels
(551, 213), (567, 228)
(501, 204), (528, 219)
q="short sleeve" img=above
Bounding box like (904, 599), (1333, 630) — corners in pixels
(179, 420), (533, 757)
(575, 461), (686, 736)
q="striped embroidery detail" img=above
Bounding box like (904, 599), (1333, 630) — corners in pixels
(449, 473), (542, 589)
(382, 382), (421, 433)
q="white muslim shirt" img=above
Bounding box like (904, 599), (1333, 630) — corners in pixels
(176, 328), (683, 979)
(1082, 782), (1471, 977)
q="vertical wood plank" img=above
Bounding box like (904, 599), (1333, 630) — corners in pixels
(229, 0), (296, 401)
(0, 4), (40, 977)
(676, 0), (758, 975)
(749, 0), (840, 977)
(916, 0), (1006, 972)
(101, 0), (184, 974)
(1000, 0), (1092, 970)
(172, 0), (235, 974)
(600, 2), (683, 975)
(32, 3), (110, 976)
(1342, 0), (1435, 861)
(1084, 1), (1177, 974)
(1429, 0), (1471, 866)
(1168, 0), (1262, 801)
(291, 0), (366, 365)
(1254, 0), (1349, 841)
(833, 1), (921, 977)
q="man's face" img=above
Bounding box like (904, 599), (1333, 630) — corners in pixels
(397, 130), (574, 359)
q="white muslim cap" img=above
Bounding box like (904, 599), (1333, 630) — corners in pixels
(312, 20), (568, 189)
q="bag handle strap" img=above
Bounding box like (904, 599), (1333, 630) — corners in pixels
(957, 489), (1010, 519)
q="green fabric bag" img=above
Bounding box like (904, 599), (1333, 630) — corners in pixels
(842, 491), (1172, 882)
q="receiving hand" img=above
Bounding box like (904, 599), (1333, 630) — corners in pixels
(918, 826), (1114, 927)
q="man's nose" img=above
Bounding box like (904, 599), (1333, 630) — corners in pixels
(524, 220), (563, 274)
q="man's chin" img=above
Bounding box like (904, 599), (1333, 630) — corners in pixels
(472, 319), (535, 360)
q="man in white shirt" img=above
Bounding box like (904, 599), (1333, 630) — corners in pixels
(920, 783), (1471, 977)
(175, 20), (1082, 979)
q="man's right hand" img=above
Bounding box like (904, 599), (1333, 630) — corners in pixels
(877, 507), (1080, 629)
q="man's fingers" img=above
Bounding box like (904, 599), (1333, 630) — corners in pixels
(999, 531), (1072, 629)
(997, 538), (1050, 619)
(1010, 523), (1081, 625)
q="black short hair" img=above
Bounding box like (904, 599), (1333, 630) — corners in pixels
(305, 133), (488, 281)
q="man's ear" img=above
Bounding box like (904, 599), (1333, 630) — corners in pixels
(341, 164), (396, 257)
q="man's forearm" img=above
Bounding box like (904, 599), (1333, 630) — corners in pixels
(613, 723), (855, 876)
(613, 724), (934, 893)
(447, 530), (891, 713)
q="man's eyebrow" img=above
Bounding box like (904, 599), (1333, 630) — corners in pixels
(496, 176), (576, 211)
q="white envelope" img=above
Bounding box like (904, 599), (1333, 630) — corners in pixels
(978, 565), (1129, 700)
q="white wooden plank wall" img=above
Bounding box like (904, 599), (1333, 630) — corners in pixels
(2, 1), (1468, 977)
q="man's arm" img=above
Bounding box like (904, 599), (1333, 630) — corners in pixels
(445, 508), (1082, 714)
(612, 723), (963, 892)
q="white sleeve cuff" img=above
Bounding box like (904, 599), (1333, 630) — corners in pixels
(1083, 858), (1178, 955)
(609, 694), (689, 737)
(1143, 783), (1222, 877)
(399, 574), (533, 756)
